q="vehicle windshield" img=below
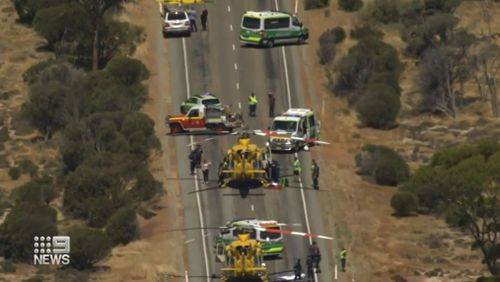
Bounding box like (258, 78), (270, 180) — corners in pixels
(202, 98), (220, 106)
(242, 17), (260, 29)
(272, 120), (297, 132)
(167, 12), (187, 20)
(259, 226), (282, 240)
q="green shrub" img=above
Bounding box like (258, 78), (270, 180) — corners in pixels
(106, 206), (138, 245)
(391, 191), (419, 216)
(476, 276), (500, 282)
(375, 152), (410, 185)
(477, 139), (499, 159)
(372, 0), (400, 24)
(401, 166), (441, 211)
(355, 84), (401, 129)
(18, 159), (38, 177)
(318, 27), (346, 65)
(68, 226), (112, 270)
(0, 260), (16, 273)
(355, 144), (409, 186)
(8, 166), (21, 180)
(430, 144), (479, 168)
(350, 25), (383, 40)
(338, 0), (363, 12)
(305, 0), (330, 9)
(12, 175), (56, 205)
(105, 56), (149, 85)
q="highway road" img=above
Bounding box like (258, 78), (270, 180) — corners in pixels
(165, 1), (335, 280)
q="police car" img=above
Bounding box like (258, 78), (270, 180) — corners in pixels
(180, 92), (221, 114)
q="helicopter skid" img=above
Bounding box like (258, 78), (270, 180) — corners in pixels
(226, 179), (265, 189)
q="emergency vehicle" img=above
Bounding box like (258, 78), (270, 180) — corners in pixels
(166, 105), (242, 134)
(263, 108), (327, 152)
(214, 219), (284, 261)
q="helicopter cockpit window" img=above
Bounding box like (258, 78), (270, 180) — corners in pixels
(272, 120), (298, 132)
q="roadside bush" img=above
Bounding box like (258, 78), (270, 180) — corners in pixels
(371, 0), (400, 24)
(318, 27), (346, 65)
(305, 0), (330, 10)
(476, 276), (500, 282)
(0, 203), (57, 261)
(355, 83), (400, 129)
(337, 0), (363, 12)
(400, 166), (441, 211)
(430, 144), (479, 168)
(68, 226), (112, 270)
(105, 56), (149, 85)
(12, 175), (56, 205)
(18, 159), (38, 177)
(350, 25), (383, 40)
(0, 260), (16, 273)
(477, 139), (499, 159)
(106, 206), (138, 245)
(8, 166), (21, 180)
(11, 0), (70, 23)
(391, 191), (419, 216)
(355, 144), (409, 186)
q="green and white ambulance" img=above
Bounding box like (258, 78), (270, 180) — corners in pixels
(214, 219), (284, 262)
(239, 11), (309, 48)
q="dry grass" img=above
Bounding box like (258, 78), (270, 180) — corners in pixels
(301, 1), (500, 281)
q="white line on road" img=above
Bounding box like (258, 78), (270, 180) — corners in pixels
(227, 5), (231, 12)
(184, 239), (195, 244)
(234, 63), (238, 70)
(238, 102), (241, 109)
(229, 24), (233, 31)
(251, 204), (254, 211)
(295, 0), (299, 14)
(335, 264), (338, 280)
(274, 0), (318, 281)
(182, 38), (211, 282)
(232, 44), (235, 51)
(236, 82), (240, 89)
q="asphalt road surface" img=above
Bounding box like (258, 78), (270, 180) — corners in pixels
(165, 1), (334, 281)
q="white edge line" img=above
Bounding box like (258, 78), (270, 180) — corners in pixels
(335, 264), (338, 280)
(274, 0), (318, 281)
(182, 38), (211, 282)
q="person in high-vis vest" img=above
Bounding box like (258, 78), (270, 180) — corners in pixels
(248, 92), (258, 117)
(339, 248), (347, 272)
(293, 157), (301, 182)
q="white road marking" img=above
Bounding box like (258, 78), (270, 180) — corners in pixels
(251, 204), (254, 211)
(227, 5), (231, 12)
(234, 63), (238, 70)
(236, 83), (240, 89)
(184, 238), (195, 244)
(229, 24), (233, 31)
(232, 44), (235, 51)
(295, 0), (299, 14)
(335, 264), (338, 280)
(238, 102), (241, 109)
(181, 38), (211, 282)
(274, 0), (318, 281)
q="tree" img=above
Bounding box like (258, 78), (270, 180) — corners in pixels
(337, 0), (363, 12)
(391, 191), (419, 216)
(355, 144), (409, 185)
(106, 206), (137, 245)
(105, 56), (149, 85)
(371, 0), (400, 24)
(0, 203), (57, 261)
(68, 225), (112, 270)
(11, 0), (70, 23)
(355, 83), (401, 129)
(22, 62), (90, 140)
(11, 175), (56, 205)
(318, 27), (346, 65)
(76, 0), (135, 70)
(33, 3), (88, 53)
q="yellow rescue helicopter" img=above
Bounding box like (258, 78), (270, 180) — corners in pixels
(220, 231), (269, 282)
(218, 132), (271, 189)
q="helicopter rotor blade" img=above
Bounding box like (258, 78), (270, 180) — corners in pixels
(186, 137), (217, 147)
(253, 226), (333, 240)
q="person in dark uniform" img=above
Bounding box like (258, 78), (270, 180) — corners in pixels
(293, 259), (302, 280)
(201, 8), (208, 30)
(308, 241), (321, 273)
(312, 159), (320, 190)
(306, 257), (314, 281)
(268, 91), (276, 117)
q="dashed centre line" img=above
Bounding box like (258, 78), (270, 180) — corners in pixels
(232, 44), (235, 51)
(234, 63), (238, 70)
(227, 5), (231, 12)
(229, 24), (233, 31)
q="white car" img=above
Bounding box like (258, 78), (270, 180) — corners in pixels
(163, 10), (191, 37)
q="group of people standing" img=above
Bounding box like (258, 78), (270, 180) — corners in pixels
(248, 91), (276, 118)
(293, 243), (348, 281)
(187, 7), (208, 32)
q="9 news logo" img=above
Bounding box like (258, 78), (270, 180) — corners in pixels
(33, 236), (70, 265)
